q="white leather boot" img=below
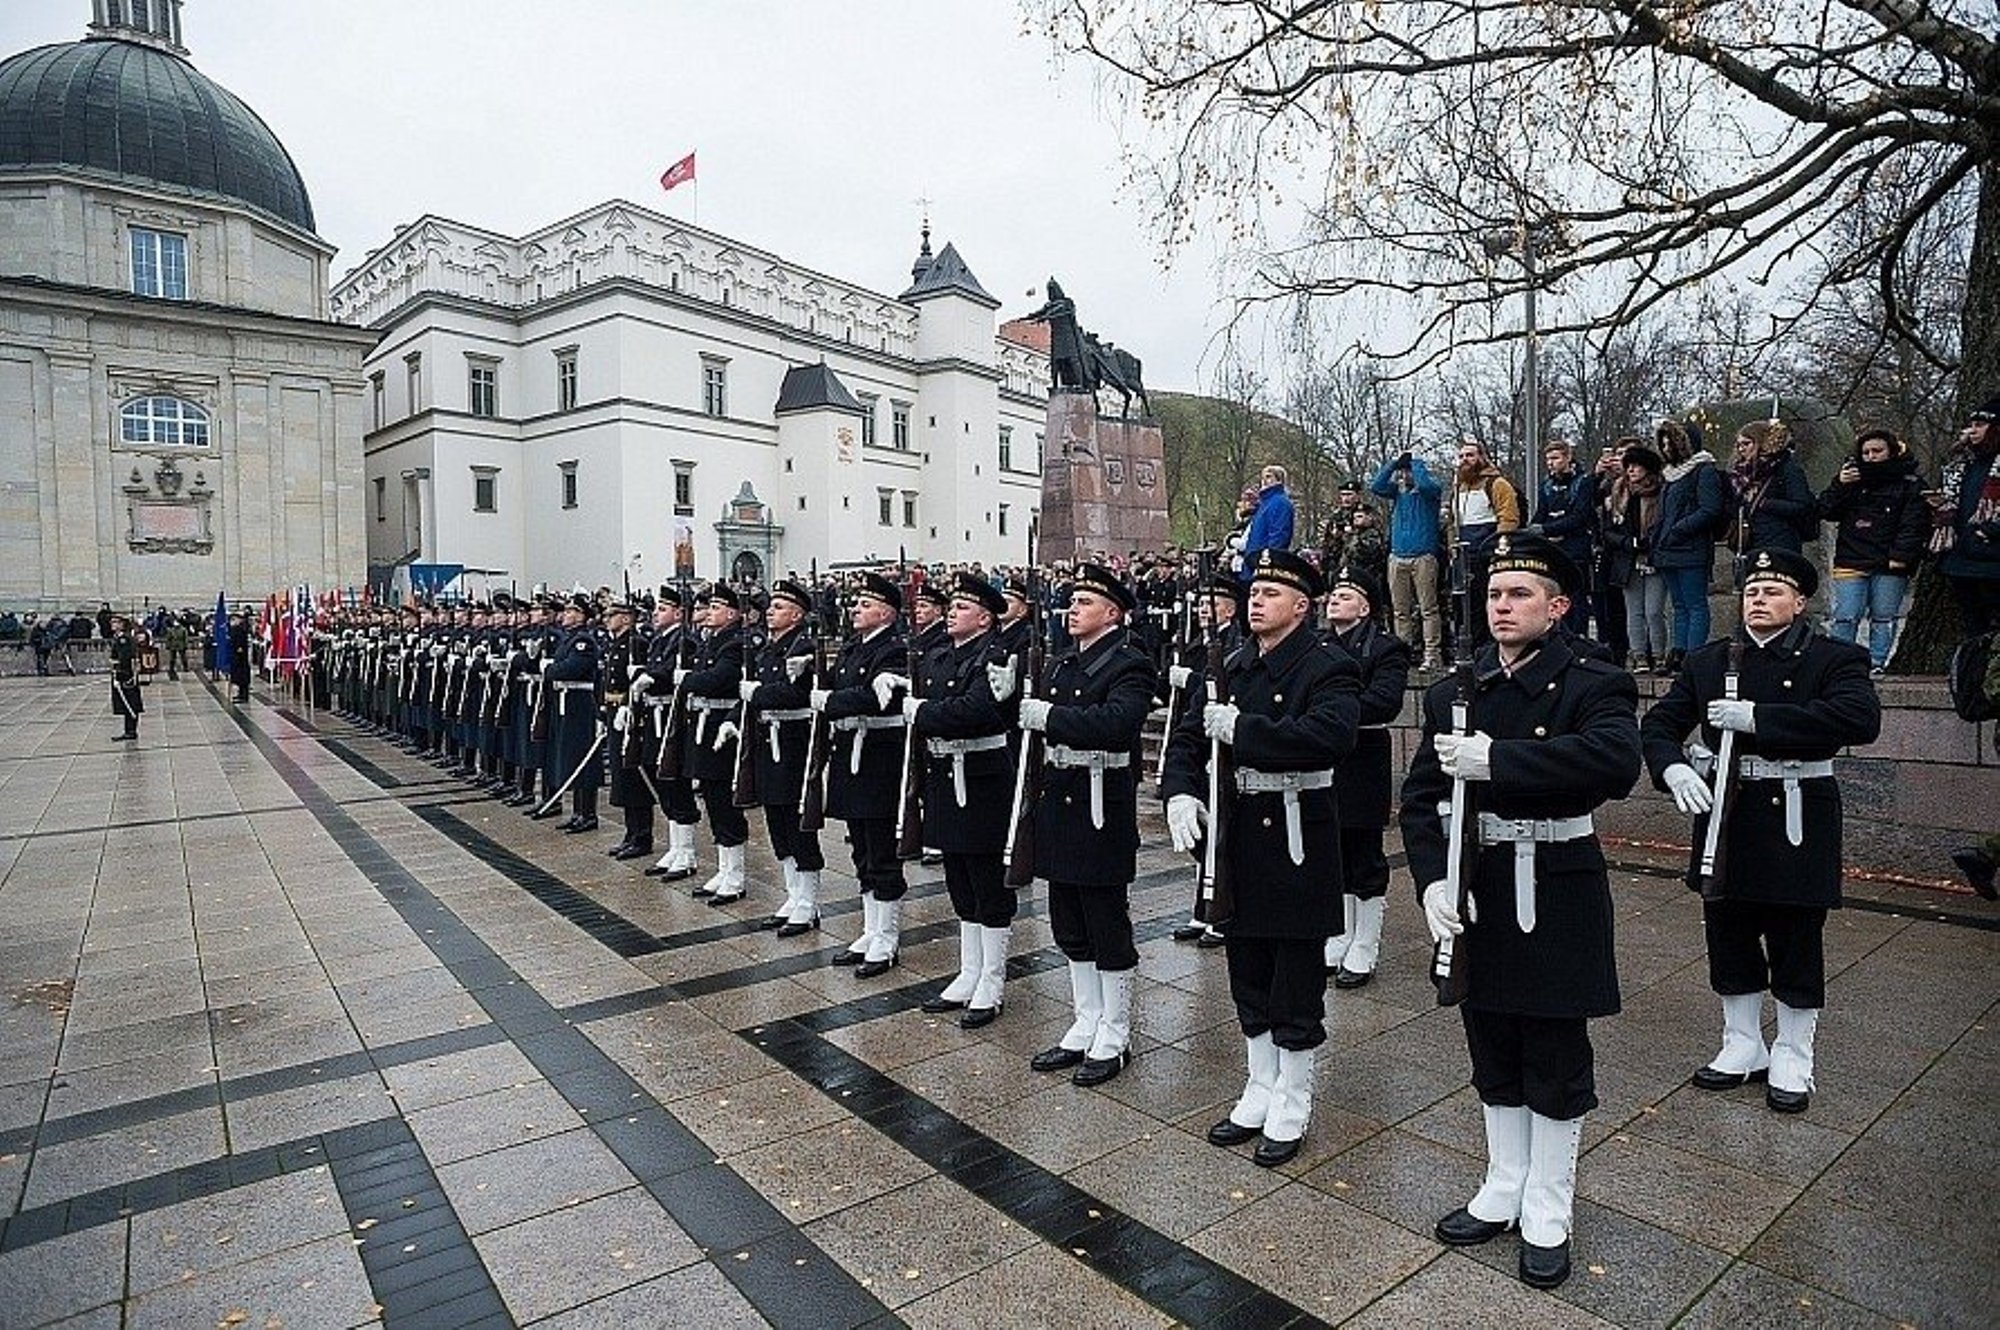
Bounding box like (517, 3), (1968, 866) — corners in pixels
(1343, 897), (1386, 976)
(706, 842), (746, 903)
(1254, 1046), (1316, 1165)
(1324, 896), (1355, 971)
(963, 924), (1010, 1026)
(1468, 1104), (1532, 1224)
(929, 923), (981, 1008)
(1519, 1113), (1584, 1288)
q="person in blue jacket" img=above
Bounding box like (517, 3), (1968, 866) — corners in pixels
(1529, 441), (1598, 635)
(1236, 465), (1295, 581)
(1369, 451), (1445, 670)
(1650, 418), (1727, 670)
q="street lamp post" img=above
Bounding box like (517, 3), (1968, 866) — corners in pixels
(1482, 222), (1561, 507)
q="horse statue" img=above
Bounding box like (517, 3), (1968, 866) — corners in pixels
(1084, 334), (1149, 420)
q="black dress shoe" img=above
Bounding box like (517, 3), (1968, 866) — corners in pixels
(1171, 923), (1206, 943)
(1951, 847), (1998, 900)
(775, 918), (819, 939)
(1072, 1050), (1129, 1087)
(1766, 1085), (1810, 1114)
(1030, 1045), (1086, 1073)
(830, 950), (865, 967)
(1435, 1207), (1514, 1246)
(690, 883), (717, 898)
(751, 915), (785, 931)
(1519, 1239), (1571, 1289)
(920, 852), (944, 867)
(605, 839), (634, 857)
(562, 816), (599, 834)
(921, 994), (968, 1013)
(1253, 1134), (1303, 1168)
(1691, 1065), (1769, 1091)
(1195, 931), (1226, 950)
(855, 954), (898, 978)
(611, 843), (653, 861)
(658, 865), (697, 882)
(707, 892), (745, 909)
(528, 804), (561, 820)
(1206, 1118), (1260, 1147)
(960, 1005), (1000, 1030)
(1333, 967), (1373, 990)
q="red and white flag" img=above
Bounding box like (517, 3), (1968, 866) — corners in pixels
(659, 152), (696, 193)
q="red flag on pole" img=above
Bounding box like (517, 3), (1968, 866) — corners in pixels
(659, 152), (696, 193)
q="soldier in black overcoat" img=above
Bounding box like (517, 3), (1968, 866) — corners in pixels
(899, 575), (1016, 988)
(814, 573), (911, 972)
(910, 582), (948, 655)
(1640, 547), (1880, 1115)
(541, 595), (604, 832)
(1168, 573), (1243, 947)
(1319, 566), (1411, 988)
(741, 580), (824, 935)
(600, 600), (654, 859)
(679, 585), (751, 903)
(1163, 550), (1360, 1163)
(1400, 533), (1639, 1291)
(109, 614), (143, 741)
(996, 574), (1035, 661)
(504, 599), (551, 806)
(1016, 564), (1160, 1080)
(640, 588), (704, 879)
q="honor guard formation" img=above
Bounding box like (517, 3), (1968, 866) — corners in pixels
(251, 479), (1917, 1295)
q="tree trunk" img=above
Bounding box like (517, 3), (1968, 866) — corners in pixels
(1894, 159), (1998, 673)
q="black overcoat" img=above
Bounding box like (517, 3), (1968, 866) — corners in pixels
(1030, 630), (1158, 887)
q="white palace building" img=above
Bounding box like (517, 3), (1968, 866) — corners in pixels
(330, 203), (1052, 594)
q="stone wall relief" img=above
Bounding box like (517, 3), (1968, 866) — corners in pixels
(121, 454), (216, 555)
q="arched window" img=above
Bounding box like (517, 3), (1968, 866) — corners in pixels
(120, 396), (211, 448)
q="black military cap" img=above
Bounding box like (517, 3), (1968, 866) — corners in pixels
(1488, 532), (1585, 600)
(564, 593), (596, 616)
(655, 585), (683, 608)
(706, 583), (742, 610)
(952, 573), (1006, 617)
(1738, 546), (1818, 598)
(491, 592), (513, 612)
(915, 580), (949, 609)
(1337, 478), (1361, 495)
(770, 579), (814, 613)
(1330, 564), (1383, 611)
(1069, 562), (1135, 613)
(857, 572), (903, 611)
(1003, 575), (1031, 605)
(604, 599), (638, 618)
(1250, 548), (1324, 599)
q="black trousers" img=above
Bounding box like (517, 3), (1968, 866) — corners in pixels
(1226, 936), (1327, 1050)
(845, 818), (906, 901)
(942, 852), (1013, 928)
(621, 801), (653, 845)
(700, 783), (749, 848)
(1703, 898), (1827, 1008)
(764, 803), (825, 871)
(1048, 880), (1138, 972)
(1463, 1008), (1597, 1121)
(1949, 575), (2000, 637)
(660, 776), (699, 824)
(1339, 827), (1388, 901)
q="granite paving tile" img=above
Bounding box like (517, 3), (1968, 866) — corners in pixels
(963, 1082), (1158, 1176)
(799, 1173), (1037, 1309)
(1671, 1261), (1900, 1330)
(1747, 1187), (1997, 1326)
(380, 1042), (542, 1114)
(127, 1167), (349, 1293)
(528, 1258), (769, 1328)
(1576, 1130), (1802, 1254)
(20, 1106), (226, 1209)
(1064, 1126), (1286, 1241)
(433, 1126), (641, 1235)
(894, 1242), (1173, 1329)
(725, 1118), (931, 1225)
(471, 1185), (702, 1324)
(665, 1070), (852, 1158)
(1185, 1181), (1436, 1323)
(1339, 1250), (1617, 1329)
(124, 1229), (376, 1330)
(0, 1221), (126, 1329)
(405, 1078), (585, 1166)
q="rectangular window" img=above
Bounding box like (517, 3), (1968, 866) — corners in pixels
(556, 352), (577, 412)
(130, 228), (187, 299)
(405, 353), (422, 415)
(891, 403), (911, 451)
(373, 476), (386, 522)
(673, 463), (694, 515)
(877, 488), (894, 527)
(560, 460), (579, 510)
(468, 362), (498, 418)
(999, 425), (1013, 472)
(370, 373), (385, 431)
(702, 358), (728, 417)
(999, 503), (1009, 536)
(1035, 432), (1045, 469)
(902, 492), (917, 529)
(858, 394), (878, 447)
(472, 467), (498, 514)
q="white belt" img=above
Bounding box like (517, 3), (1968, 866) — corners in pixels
(759, 708), (812, 760)
(688, 696), (735, 711)
(1234, 767), (1334, 867)
(927, 732), (1009, 807)
(1739, 757), (1832, 847)
(833, 713), (905, 773)
(643, 693), (672, 707)
(1045, 745), (1131, 830)
(1476, 812), (1596, 934)
(553, 680), (595, 690)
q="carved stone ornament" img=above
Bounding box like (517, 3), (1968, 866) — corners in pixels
(122, 454), (216, 555)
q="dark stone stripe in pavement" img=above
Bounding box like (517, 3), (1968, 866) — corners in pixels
(213, 681), (900, 1330)
(323, 1117), (512, 1328)
(746, 1021), (1330, 1330)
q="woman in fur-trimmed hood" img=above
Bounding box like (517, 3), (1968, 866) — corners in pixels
(1727, 419), (1817, 556)
(1650, 418), (1727, 667)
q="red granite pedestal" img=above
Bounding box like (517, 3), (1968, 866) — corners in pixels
(1036, 390), (1168, 565)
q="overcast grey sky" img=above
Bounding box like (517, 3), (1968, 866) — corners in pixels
(4, 0), (1241, 391)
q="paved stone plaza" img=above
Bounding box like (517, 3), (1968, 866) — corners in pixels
(0, 676), (1993, 1329)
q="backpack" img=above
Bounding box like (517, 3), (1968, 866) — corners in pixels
(1947, 630), (2000, 722)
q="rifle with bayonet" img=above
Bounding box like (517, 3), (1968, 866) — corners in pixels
(1696, 638), (1745, 899)
(1002, 573), (1045, 887)
(730, 598), (760, 808)
(893, 552), (925, 860)
(1433, 540), (1480, 1007)
(1195, 551), (1236, 926)
(799, 566), (838, 833)
(656, 576), (694, 781)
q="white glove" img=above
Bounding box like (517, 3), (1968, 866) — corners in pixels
(631, 672), (654, 695)
(809, 688), (831, 712)
(612, 705), (631, 734)
(901, 695), (924, 722)
(1707, 699), (1757, 733)
(1167, 664), (1192, 691)
(1202, 702), (1240, 745)
(673, 667), (691, 686)
(713, 720), (738, 750)
(538, 659), (552, 676)
(1166, 794), (1206, 854)
(1422, 880), (1464, 942)
(431, 644), (447, 658)
(986, 658), (1019, 702)
(1662, 762), (1713, 815)
(628, 663), (644, 681)
(873, 672), (911, 709)
(786, 654), (810, 682)
(1434, 732), (1493, 782)
(738, 679), (759, 703)
(1019, 698), (1052, 732)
